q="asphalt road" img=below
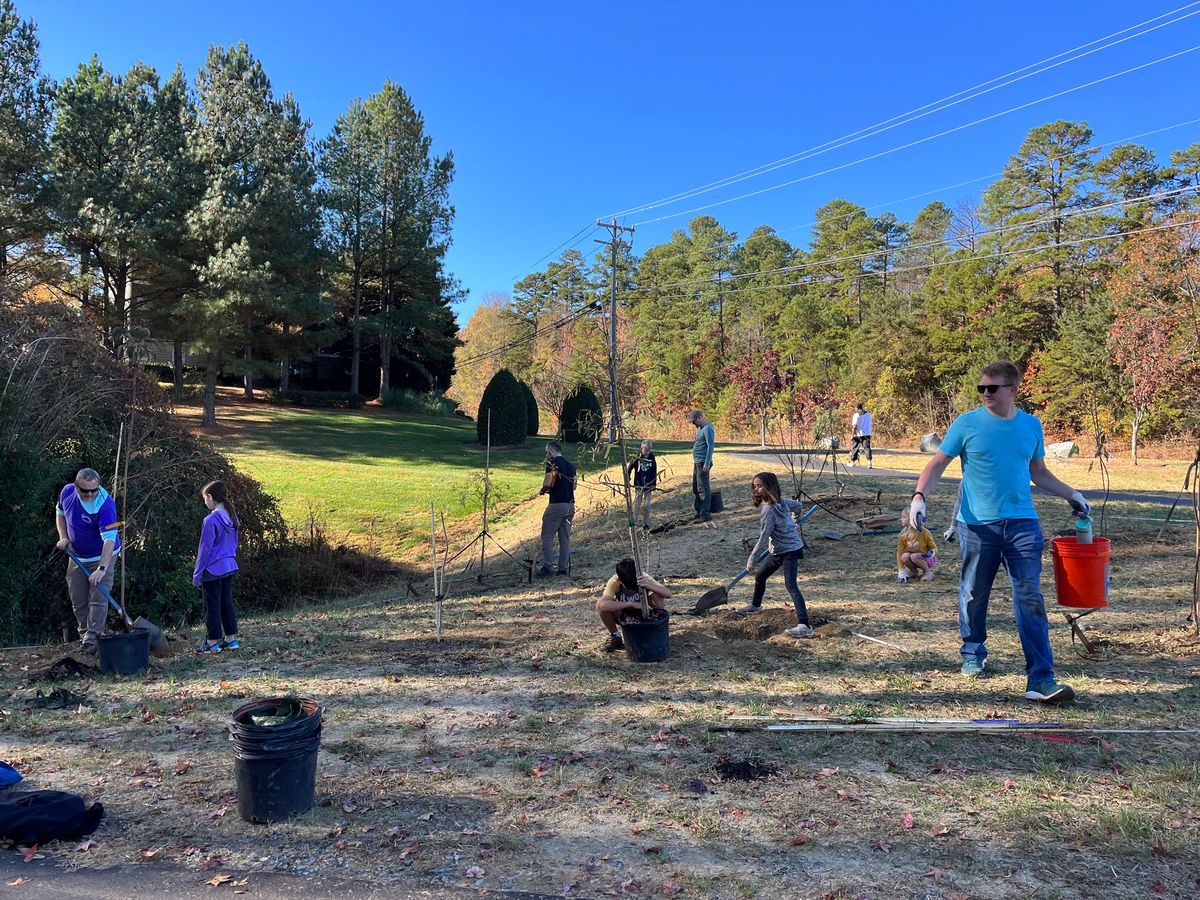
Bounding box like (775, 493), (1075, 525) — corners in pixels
(730, 448), (1195, 510)
(0, 854), (561, 899)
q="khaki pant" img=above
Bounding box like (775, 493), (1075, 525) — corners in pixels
(66, 558), (114, 644)
(541, 502), (574, 572)
(635, 487), (652, 528)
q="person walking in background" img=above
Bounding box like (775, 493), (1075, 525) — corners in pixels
(54, 468), (120, 654)
(738, 472), (814, 638)
(911, 361), (1090, 704)
(688, 410), (715, 524)
(537, 441), (576, 577)
(194, 480), (240, 653)
(849, 402), (873, 468)
(633, 439), (657, 530)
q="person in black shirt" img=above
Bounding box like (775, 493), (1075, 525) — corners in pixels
(538, 441), (576, 576)
(633, 440), (657, 529)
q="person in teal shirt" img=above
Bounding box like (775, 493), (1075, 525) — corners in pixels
(688, 410), (715, 523)
(911, 361), (1090, 705)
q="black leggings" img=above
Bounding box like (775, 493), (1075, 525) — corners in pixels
(751, 549), (808, 624)
(202, 573), (238, 641)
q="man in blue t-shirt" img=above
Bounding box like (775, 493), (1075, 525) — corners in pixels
(537, 441), (576, 577)
(54, 467), (121, 653)
(911, 362), (1090, 704)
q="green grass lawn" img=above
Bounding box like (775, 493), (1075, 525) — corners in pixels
(185, 403), (555, 556)
(181, 400), (695, 558)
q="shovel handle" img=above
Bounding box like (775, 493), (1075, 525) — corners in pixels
(65, 549), (134, 628)
(728, 550), (772, 589)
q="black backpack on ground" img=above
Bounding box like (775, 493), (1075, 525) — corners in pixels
(0, 790), (104, 845)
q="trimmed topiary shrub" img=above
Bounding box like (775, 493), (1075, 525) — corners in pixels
(516, 380), (539, 436)
(560, 384), (603, 443)
(476, 369), (529, 446)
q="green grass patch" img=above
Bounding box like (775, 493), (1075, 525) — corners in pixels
(196, 404), (554, 555)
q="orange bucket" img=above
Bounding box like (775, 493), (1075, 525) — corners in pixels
(1051, 536), (1111, 609)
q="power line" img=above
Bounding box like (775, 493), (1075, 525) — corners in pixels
(633, 217), (1200, 301)
(510, 224), (599, 284)
(605, 2), (1200, 220)
(454, 300), (601, 369)
(775, 116), (1200, 235)
(630, 41), (1200, 227)
(631, 185), (1199, 293)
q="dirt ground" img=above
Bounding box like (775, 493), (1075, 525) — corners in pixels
(2, 452), (1199, 899)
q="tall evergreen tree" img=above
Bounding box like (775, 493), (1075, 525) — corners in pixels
(187, 43), (323, 425)
(49, 59), (196, 348)
(0, 0), (52, 292)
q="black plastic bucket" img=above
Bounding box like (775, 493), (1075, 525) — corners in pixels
(710, 490), (724, 514)
(229, 697), (322, 823)
(619, 610), (670, 663)
(98, 628), (150, 675)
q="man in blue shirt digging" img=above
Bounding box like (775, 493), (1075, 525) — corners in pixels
(911, 361), (1090, 704)
(54, 467), (120, 653)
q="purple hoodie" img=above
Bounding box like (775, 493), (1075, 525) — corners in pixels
(193, 507), (239, 586)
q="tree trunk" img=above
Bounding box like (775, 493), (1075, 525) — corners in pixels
(759, 411), (767, 448)
(1131, 404), (1146, 466)
(172, 339), (184, 397)
(350, 265), (362, 396)
(202, 359), (218, 427)
(379, 283), (391, 398)
(280, 322), (291, 394)
(242, 340), (254, 399)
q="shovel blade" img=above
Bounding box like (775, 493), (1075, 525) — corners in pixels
(693, 586), (729, 613)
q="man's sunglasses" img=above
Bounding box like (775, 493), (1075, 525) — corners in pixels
(977, 384), (1015, 395)
(76, 486), (99, 495)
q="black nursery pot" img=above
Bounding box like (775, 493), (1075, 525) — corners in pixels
(98, 628), (150, 675)
(619, 609), (670, 663)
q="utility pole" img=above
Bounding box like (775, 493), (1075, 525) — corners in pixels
(595, 219), (635, 444)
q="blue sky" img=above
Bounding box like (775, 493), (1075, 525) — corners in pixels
(22, 1), (1200, 322)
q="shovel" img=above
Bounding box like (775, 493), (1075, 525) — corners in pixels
(691, 552), (770, 614)
(65, 549), (166, 654)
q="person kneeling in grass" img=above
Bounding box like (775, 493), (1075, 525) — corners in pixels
(595, 557), (672, 653)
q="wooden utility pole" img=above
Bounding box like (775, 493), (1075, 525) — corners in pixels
(595, 219), (635, 444)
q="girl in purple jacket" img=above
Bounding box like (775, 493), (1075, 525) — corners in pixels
(194, 480), (240, 653)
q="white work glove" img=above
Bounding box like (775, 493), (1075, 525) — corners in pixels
(909, 494), (927, 530)
(896, 569), (909, 584)
(943, 524), (957, 543)
(1068, 491), (1090, 518)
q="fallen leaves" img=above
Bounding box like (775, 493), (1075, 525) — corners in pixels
(174, 760), (193, 776)
(139, 847), (163, 860)
(464, 866), (486, 878)
(6, 877), (30, 886)
(19, 846), (42, 863)
(74, 839), (98, 852)
(929, 823), (951, 837)
(206, 874), (232, 887)
(902, 811), (915, 830)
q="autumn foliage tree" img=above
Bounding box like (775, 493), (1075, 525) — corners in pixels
(1107, 220), (1200, 463)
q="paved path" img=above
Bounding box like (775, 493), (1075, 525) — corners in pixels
(0, 854), (558, 900)
(730, 448), (1194, 511)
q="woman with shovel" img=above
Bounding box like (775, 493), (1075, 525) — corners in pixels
(739, 472), (814, 639)
(193, 480), (241, 654)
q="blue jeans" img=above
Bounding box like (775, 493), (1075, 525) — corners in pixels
(958, 519), (1054, 683)
(751, 549), (808, 624)
(692, 463), (712, 520)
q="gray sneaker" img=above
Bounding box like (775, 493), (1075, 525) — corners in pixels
(1025, 679), (1075, 704)
(735, 603), (762, 614)
(961, 656), (986, 677)
(786, 624), (815, 638)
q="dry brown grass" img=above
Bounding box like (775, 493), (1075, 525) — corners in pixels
(2, 456), (1198, 898)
